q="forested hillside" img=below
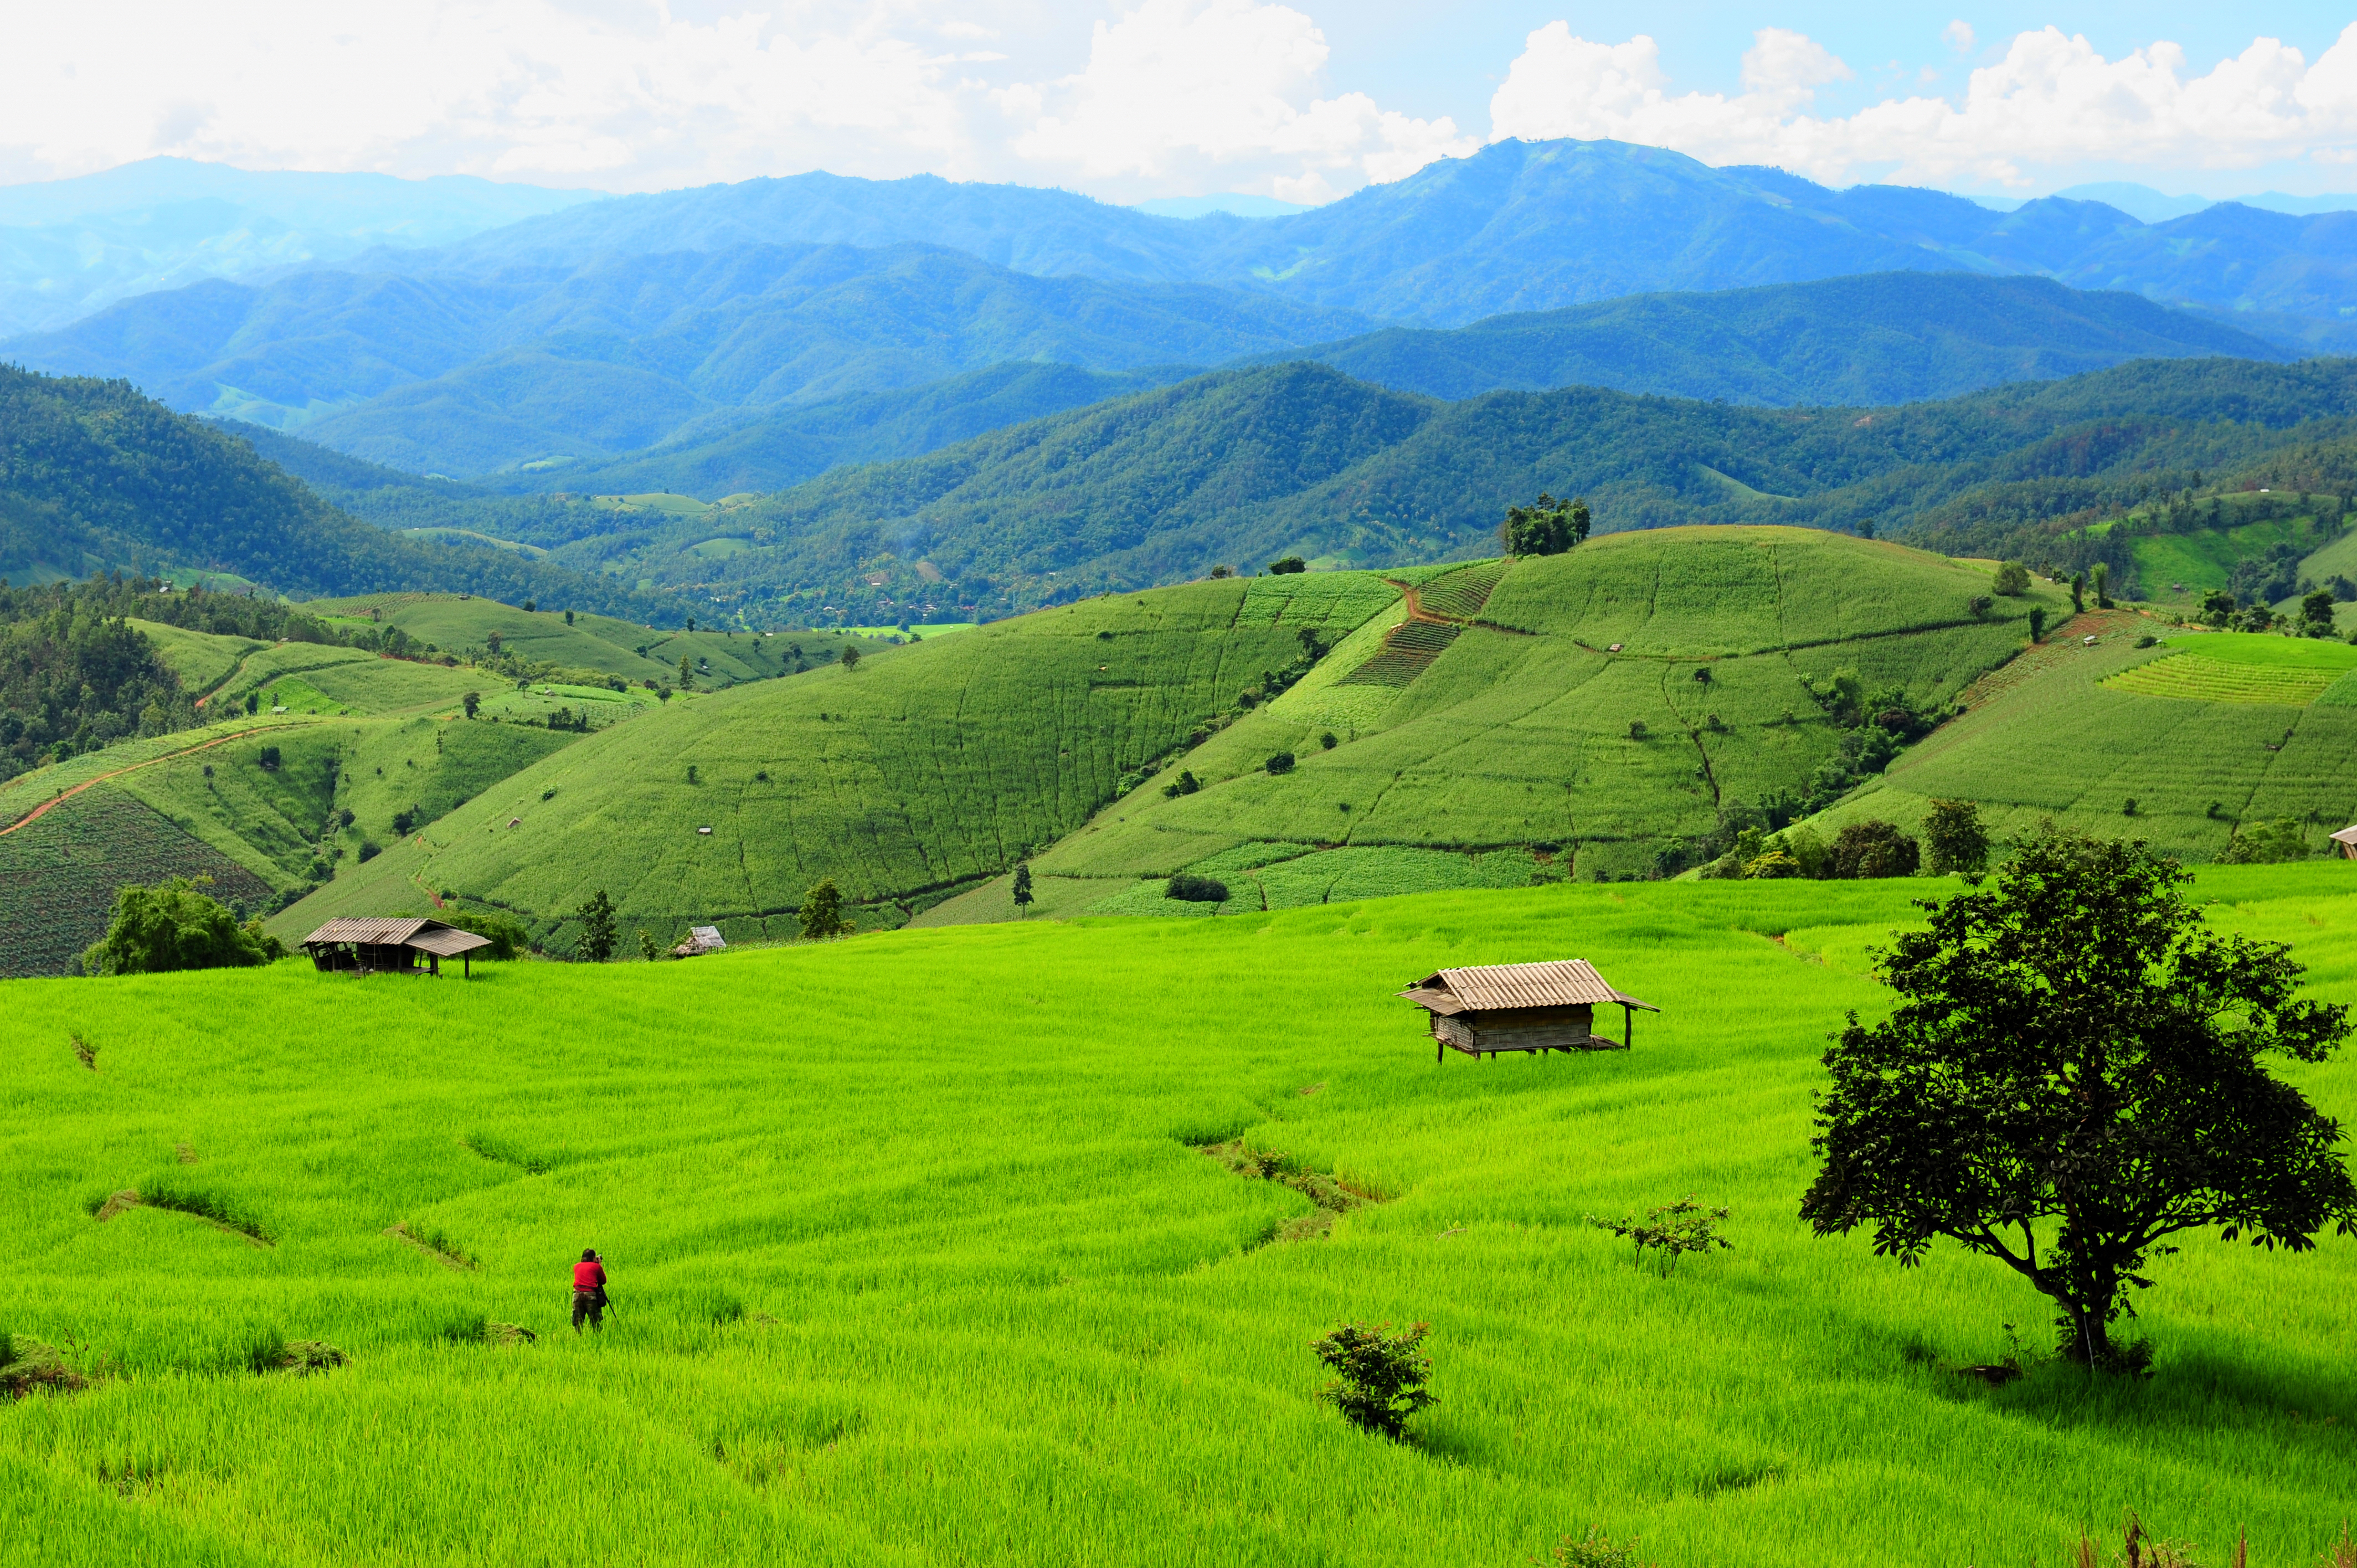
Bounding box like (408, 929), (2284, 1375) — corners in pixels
(563, 355), (2357, 625)
(1272, 274), (2278, 406)
(7, 244), (1373, 475)
(0, 367), (686, 619)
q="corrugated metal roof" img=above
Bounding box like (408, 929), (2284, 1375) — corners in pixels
(303, 917), (433, 946)
(2333, 824), (2357, 845)
(1399, 959), (1658, 1013)
(689, 925), (725, 948)
(407, 927), (493, 956)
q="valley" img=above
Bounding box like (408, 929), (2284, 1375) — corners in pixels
(12, 117), (2357, 1568)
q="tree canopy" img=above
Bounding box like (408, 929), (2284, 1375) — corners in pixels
(81, 877), (281, 976)
(1799, 828), (2356, 1368)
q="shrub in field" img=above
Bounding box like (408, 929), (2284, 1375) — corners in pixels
(257, 745), (281, 771)
(2219, 820), (2310, 864)
(1320, 731), (1337, 750)
(575, 890), (618, 962)
(2030, 607), (2047, 641)
(838, 647), (860, 672)
(1266, 752), (1296, 775)
(1995, 561), (2030, 596)
(1012, 863), (1034, 914)
(462, 691), (480, 719)
(0, 1334), (83, 1399)
(1161, 769), (1201, 799)
(1311, 1321), (1433, 1439)
(1775, 827), (1831, 879)
(1268, 556), (1306, 575)
(798, 880), (853, 939)
(1586, 1195), (1733, 1275)
(1802, 827), (2357, 1369)
(1922, 799), (1989, 878)
(639, 929), (661, 962)
(1829, 821), (1920, 879)
(83, 878), (280, 976)
(1165, 873), (1228, 903)
(1628, 720), (1648, 740)
(1539, 1528), (1654, 1567)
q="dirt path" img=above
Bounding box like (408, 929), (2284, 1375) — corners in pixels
(0, 722), (311, 837)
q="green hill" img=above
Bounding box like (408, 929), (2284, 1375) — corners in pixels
(569, 354), (2357, 626)
(0, 572), (880, 973)
(0, 366), (686, 619)
(1810, 615), (2357, 863)
(7, 868), (2354, 1561)
(271, 530), (2061, 950)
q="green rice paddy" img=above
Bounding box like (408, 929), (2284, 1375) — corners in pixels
(2102, 634), (2357, 706)
(6, 869), (2354, 1565)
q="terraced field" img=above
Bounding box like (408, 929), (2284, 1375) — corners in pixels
(1818, 622), (2357, 860)
(1036, 529), (2049, 890)
(274, 572), (1407, 952)
(2102, 635), (2357, 706)
(9, 871), (2355, 1565)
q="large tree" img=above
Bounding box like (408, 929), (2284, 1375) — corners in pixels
(1799, 828), (2356, 1367)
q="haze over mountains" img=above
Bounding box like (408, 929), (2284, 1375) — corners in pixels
(3, 137), (2335, 485)
(0, 158), (600, 337)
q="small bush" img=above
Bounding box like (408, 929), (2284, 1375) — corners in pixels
(1311, 1321), (1433, 1439)
(2219, 819), (2310, 864)
(357, 841), (381, 863)
(1320, 731), (1337, 750)
(1267, 556), (1307, 574)
(257, 745), (281, 771)
(1628, 720), (1648, 740)
(1265, 752), (1295, 775)
(1586, 1195), (1732, 1276)
(1165, 873), (1228, 903)
(1161, 768), (1201, 798)
(83, 878), (277, 976)
(1993, 561), (2031, 596)
(1541, 1528), (1655, 1567)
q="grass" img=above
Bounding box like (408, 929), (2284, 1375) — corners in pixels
(1815, 613), (2357, 862)
(4, 869), (2354, 1565)
(302, 594), (873, 688)
(123, 621), (264, 698)
(272, 573), (1404, 952)
(1042, 529), (2055, 889)
(2102, 634), (2357, 706)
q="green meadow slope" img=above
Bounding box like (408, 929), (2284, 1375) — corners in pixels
(277, 529), (2062, 949)
(961, 529), (2056, 917)
(1816, 613), (2357, 859)
(278, 571), (1403, 947)
(6, 871), (2354, 1565)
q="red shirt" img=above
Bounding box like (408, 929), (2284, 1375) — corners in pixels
(573, 1260), (605, 1292)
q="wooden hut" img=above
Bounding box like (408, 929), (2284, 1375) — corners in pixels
(1398, 959), (1658, 1062)
(301, 917), (493, 977)
(2332, 824), (2357, 859)
(672, 925), (727, 958)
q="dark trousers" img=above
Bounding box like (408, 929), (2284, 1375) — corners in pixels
(572, 1290), (605, 1331)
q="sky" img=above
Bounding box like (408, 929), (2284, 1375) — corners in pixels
(9, 1), (2357, 205)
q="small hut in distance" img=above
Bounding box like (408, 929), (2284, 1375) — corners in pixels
(1399, 959), (1658, 1062)
(2332, 824), (2357, 859)
(302, 918), (493, 977)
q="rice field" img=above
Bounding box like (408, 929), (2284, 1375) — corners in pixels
(6, 869), (2354, 1566)
(2102, 635), (2357, 707)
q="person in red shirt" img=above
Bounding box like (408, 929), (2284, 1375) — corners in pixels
(572, 1249), (608, 1332)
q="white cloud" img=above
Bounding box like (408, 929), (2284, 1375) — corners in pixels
(1942, 20), (1975, 55)
(1489, 22), (2357, 189)
(0, 0), (1469, 204)
(1011, 0), (1473, 202)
